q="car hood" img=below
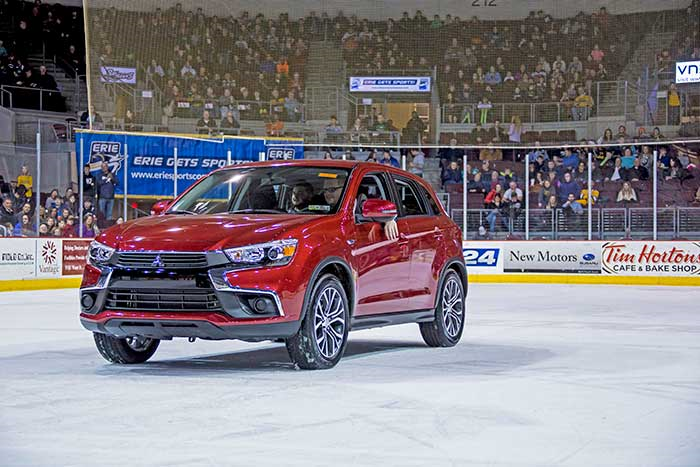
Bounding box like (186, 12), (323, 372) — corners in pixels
(101, 214), (318, 252)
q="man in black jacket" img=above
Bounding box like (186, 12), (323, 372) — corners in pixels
(625, 157), (649, 181)
(97, 162), (117, 221)
(0, 197), (17, 227)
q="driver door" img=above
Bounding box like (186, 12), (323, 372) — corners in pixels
(351, 172), (411, 316)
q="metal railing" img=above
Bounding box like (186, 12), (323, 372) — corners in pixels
(448, 207), (699, 240)
(441, 101), (586, 124)
(0, 85), (65, 112)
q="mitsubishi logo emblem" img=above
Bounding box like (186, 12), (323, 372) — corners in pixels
(151, 255), (165, 268)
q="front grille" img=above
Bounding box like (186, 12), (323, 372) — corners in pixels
(105, 288), (223, 312)
(115, 252), (209, 269)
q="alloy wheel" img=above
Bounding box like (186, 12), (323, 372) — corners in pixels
(313, 286), (346, 359)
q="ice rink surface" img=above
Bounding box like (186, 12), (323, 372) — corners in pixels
(1, 283), (700, 467)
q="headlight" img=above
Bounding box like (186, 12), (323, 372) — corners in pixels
(224, 239), (298, 268)
(88, 240), (115, 266)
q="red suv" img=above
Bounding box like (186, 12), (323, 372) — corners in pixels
(80, 160), (467, 369)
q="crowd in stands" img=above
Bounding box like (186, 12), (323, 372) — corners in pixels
(0, 162), (121, 238)
(438, 125), (700, 234)
(0, 0), (85, 111)
(89, 4), (309, 125)
(342, 7), (642, 123)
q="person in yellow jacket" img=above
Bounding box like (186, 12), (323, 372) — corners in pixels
(579, 181), (599, 207)
(668, 83), (681, 125)
(572, 87), (594, 120)
(16, 165), (32, 197)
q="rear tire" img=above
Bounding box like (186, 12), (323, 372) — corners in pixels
(93, 333), (160, 364)
(420, 270), (465, 347)
(286, 274), (349, 370)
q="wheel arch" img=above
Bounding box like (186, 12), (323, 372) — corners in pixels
(434, 257), (468, 310)
(302, 256), (355, 320)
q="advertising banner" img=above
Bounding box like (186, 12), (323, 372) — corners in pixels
(74, 132), (303, 198)
(36, 239), (62, 278)
(0, 239), (36, 280)
(99, 66), (137, 84)
(602, 241), (700, 276)
(349, 77), (431, 93)
(462, 242), (503, 274)
(503, 242), (601, 273)
(675, 61), (700, 84)
(62, 239), (91, 276)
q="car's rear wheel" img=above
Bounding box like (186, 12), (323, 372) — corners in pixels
(420, 270), (465, 347)
(93, 333), (160, 364)
(286, 274), (349, 369)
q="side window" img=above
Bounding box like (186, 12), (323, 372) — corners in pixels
(420, 186), (443, 216)
(355, 174), (390, 216)
(393, 176), (428, 217)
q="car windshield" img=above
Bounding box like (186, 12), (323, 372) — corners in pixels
(168, 166), (352, 215)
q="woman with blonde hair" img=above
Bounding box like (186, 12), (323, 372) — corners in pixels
(616, 181), (637, 203)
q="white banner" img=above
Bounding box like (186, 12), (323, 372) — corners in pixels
(463, 242), (503, 274)
(676, 61), (700, 84)
(100, 66), (137, 84)
(504, 242), (601, 273)
(36, 239), (62, 278)
(349, 77), (431, 93)
(601, 241), (700, 276)
(0, 239), (36, 280)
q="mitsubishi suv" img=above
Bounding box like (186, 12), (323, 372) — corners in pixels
(80, 160), (467, 369)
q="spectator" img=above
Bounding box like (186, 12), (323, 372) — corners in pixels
(477, 97), (492, 124)
(558, 172), (581, 202)
(486, 193), (506, 233)
(44, 189), (60, 210)
(545, 194), (558, 210)
(379, 150), (400, 168)
(17, 165), (33, 197)
(693, 187), (700, 205)
(97, 162), (117, 221)
(196, 110), (217, 135)
(38, 223), (50, 237)
(408, 148), (425, 177)
(579, 182), (599, 207)
(605, 157), (625, 182)
(442, 161), (463, 187)
(81, 213), (100, 237)
(572, 87), (593, 120)
(508, 116), (522, 144)
(124, 109), (138, 132)
(403, 112), (426, 145)
(220, 111), (240, 134)
(266, 113), (285, 136)
(626, 158), (649, 181)
(37, 66), (57, 90)
(616, 125), (629, 140)
(82, 164), (96, 199)
(323, 150), (334, 160)
(467, 172), (486, 194)
(562, 193), (583, 214)
(81, 106), (104, 130)
(668, 84), (681, 125)
(503, 181), (523, 203)
(538, 179), (556, 207)
(13, 213), (34, 237)
(439, 138), (464, 167)
(0, 197), (17, 226)
(325, 115), (343, 137)
(484, 183), (504, 206)
(62, 216), (77, 237)
(616, 181), (637, 202)
(598, 128), (614, 145)
(663, 158), (687, 181)
(590, 44), (605, 62)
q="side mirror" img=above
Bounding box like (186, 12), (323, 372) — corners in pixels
(150, 200), (172, 216)
(361, 198), (398, 222)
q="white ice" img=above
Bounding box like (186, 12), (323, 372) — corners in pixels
(1, 284), (700, 467)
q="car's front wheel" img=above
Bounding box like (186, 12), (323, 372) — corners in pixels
(286, 274), (349, 369)
(420, 270), (465, 347)
(93, 333), (160, 364)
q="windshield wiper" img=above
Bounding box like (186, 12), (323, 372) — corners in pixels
(166, 209), (197, 215)
(229, 209), (285, 214)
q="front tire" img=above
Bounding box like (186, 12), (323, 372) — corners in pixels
(420, 270), (465, 347)
(286, 274), (349, 370)
(93, 333), (160, 364)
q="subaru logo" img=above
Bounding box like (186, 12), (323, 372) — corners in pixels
(582, 253), (595, 261)
(151, 255), (165, 268)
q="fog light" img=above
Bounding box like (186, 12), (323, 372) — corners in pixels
(81, 294), (95, 309)
(253, 297), (270, 313)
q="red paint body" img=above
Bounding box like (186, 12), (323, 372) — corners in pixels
(79, 160), (465, 339)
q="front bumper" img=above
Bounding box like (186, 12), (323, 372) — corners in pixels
(79, 251), (307, 341)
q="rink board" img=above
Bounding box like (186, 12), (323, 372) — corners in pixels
(0, 239), (698, 291)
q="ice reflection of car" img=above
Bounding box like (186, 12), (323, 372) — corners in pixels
(80, 160), (467, 369)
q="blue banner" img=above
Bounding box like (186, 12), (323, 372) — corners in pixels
(75, 131), (303, 198)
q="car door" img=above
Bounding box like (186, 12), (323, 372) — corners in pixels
(350, 171), (412, 316)
(389, 174), (441, 311)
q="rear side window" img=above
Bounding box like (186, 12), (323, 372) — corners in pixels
(420, 187), (444, 216)
(392, 176), (428, 217)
